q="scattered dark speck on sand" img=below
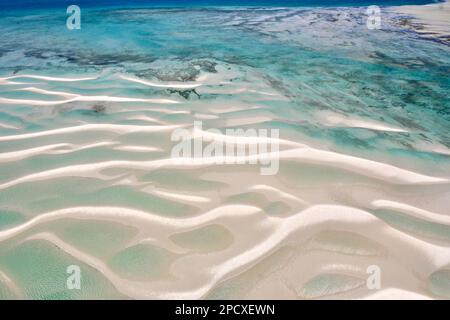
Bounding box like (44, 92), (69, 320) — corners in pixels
(137, 59), (218, 82)
(398, 18), (413, 27)
(167, 88), (201, 100)
(92, 104), (107, 114)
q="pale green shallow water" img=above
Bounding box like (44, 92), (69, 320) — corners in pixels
(0, 6), (449, 299)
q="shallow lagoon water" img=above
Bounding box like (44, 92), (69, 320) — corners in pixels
(0, 3), (449, 299)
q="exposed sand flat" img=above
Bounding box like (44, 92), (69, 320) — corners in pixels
(0, 48), (449, 299)
(120, 75), (202, 89)
(361, 288), (433, 300)
(0, 95), (180, 106)
(248, 184), (309, 205)
(123, 114), (168, 124)
(0, 205), (262, 241)
(0, 142), (116, 162)
(196, 129), (305, 148)
(0, 123), (180, 142)
(0, 122), (19, 130)
(119, 107), (190, 114)
(112, 145), (163, 153)
(371, 200), (450, 225)
(2, 82), (182, 104)
(274, 147), (449, 184)
(142, 187), (212, 204)
(0, 146), (447, 191)
(1, 74), (98, 82)
(318, 111), (408, 133)
(393, 1), (450, 43)
(16, 87), (79, 98)
(3, 204), (450, 299)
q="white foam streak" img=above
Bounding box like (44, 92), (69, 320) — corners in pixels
(16, 87), (78, 98)
(120, 75), (202, 89)
(0, 123), (180, 142)
(0, 95), (180, 106)
(0, 122), (19, 130)
(142, 187), (212, 203)
(0, 142), (116, 162)
(323, 113), (408, 133)
(1, 74), (98, 82)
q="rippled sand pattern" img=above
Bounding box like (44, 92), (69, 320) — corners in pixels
(0, 7), (449, 299)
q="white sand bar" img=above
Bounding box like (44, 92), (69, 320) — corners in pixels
(393, 0), (450, 42)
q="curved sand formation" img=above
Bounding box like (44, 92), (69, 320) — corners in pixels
(0, 53), (449, 300)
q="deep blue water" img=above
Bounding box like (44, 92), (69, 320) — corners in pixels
(0, 0), (441, 10)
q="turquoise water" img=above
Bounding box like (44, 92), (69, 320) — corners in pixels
(0, 0), (442, 10)
(0, 4), (449, 299)
(0, 7), (449, 170)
